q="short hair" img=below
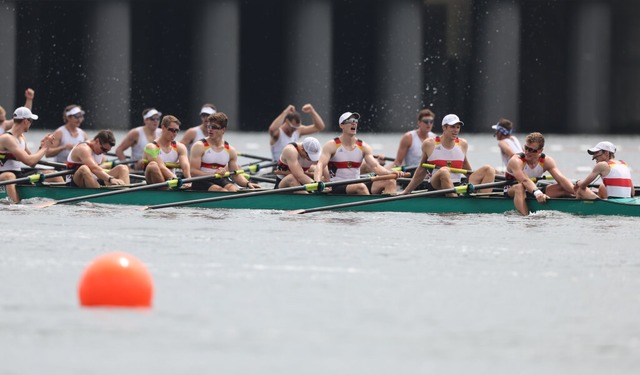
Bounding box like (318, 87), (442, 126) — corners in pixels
(285, 111), (301, 124)
(208, 112), (228, 128)
(497, 118), (513, 131)
(525, 132), (545, 149)
(417, 109), (435, 121)
(161, 115), (181, 128)
(94, 130), (116, 147)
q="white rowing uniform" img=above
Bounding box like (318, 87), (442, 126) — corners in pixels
(271, 128), (300, 161)
(54, 125), (88, 163)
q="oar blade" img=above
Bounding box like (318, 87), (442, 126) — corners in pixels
(33, 201), (57, 209)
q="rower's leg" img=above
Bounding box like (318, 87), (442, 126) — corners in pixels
(0, 172), (20, 203)
(346, 183), (370, 195)
(73, 166), (100, 188)
(371, 179), (396, 195)
(469, 165), (496, 193)
(431, 169), (456, 197)
(144, 162), (163, 184)
(41, 169), (64, 183)
(111, 165), (130, 184)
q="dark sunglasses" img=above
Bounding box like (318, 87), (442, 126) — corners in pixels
(166, 128), (180, 134)
(148, 116), (161, 121)
(342, 118), (358, 125)
(524, 145), (541, 153)
(71, 114), (84, 119)
(100, 143), (113, 153)
(207, 124), (223, 130)
(421, 119), (434, 124)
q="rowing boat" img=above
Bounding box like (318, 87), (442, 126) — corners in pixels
(2, 183), (640, 216)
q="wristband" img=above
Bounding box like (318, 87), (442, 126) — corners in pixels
(108, 176), (114, 182)
(533, 189), (543, 198)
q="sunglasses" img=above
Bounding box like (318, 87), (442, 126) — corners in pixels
(148, 116), (161, 121)
(207, 124), (223, 130)
(342, 118), (359, 125)
(200, 113), (210, 118)
(421, 119), (434, 124)
(71, 114), (84, 119)
(166, 128), (180, 134)
(100, 143), (113, 153)
(524, 145), (541, 153)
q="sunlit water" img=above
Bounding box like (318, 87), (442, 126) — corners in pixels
(2, 131), (640, 374)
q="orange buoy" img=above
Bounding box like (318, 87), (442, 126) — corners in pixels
(78, 252), (153, 308)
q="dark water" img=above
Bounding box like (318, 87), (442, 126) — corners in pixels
(1, 132), (640, 374)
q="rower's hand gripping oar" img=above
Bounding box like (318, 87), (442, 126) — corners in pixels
(289, 180), (513, 215)
(0, 169), (75, 187)
(33, 168), (251, 208)
(143, 173), (408, 210)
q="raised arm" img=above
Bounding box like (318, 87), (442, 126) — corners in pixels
(24, 88), (34, 110)
(298, 104), (325, 136)
(268, 105), (295, 141)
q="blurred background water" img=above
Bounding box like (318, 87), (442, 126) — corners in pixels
(1, 131), (640, 374)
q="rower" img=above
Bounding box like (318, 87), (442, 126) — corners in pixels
(401, 114), (495, 197)
(0, 107), (55, 202)
(179, 103), (217, 155)
(313, 111), (405, 195)
(115, 108), (162, 170)
(0, 88), (35, 135)
(46, 105), (89, 163)
(574, 141), (634, 200)
(491, 118), (522, 172)
(189, 112), (260, 192)
(274, 137), (321, 190)
(143, 115), (192, 189)
(268, 104), (325, 161)
(66, 130), (130, 188)
(505, 132), (574, 215)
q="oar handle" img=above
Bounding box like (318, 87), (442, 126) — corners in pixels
(0, 169), (75, 187)
(422, 163), (472, 175)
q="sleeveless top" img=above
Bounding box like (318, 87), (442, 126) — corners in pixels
(500, 136), (522, 168)
(603, 160), (633, 198)
(0, 133), (26, 171)
(55, 125), (88, 163)
(506, 153), (546, 180)
(427, 137), (465, 183)
(275, 142), (315, 174)
(144, 141), (179, 171)
(65, 142), (105, 183)
(328, 137), (364, 181)
(271, 127), (300, 161)
(404, 130), (433, 167)
(199, 138), (231, 173)
(132, 126), (162, 161)
(186, 125), (207, 154)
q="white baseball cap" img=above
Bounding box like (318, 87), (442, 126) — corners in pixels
(587, 141), (616, 155)
(302, 137), (321, 162)
(442, 114), (464, 126)
(338, 111), (360, 125)
(13, 106), (38, 120)
(143, 108), (162, 120)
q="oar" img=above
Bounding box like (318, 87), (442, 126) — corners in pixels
(34, 169), (251, 208)
(0, 169), (75, 187)
(237, 152), (273, 162)
(250, 175), (277, 184)
(289, 180), (512, 215)
(37, 160), (68, 169)
(144, 174), (402, 210)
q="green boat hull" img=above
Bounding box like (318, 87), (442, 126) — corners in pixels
(2, 184), (640, 216)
